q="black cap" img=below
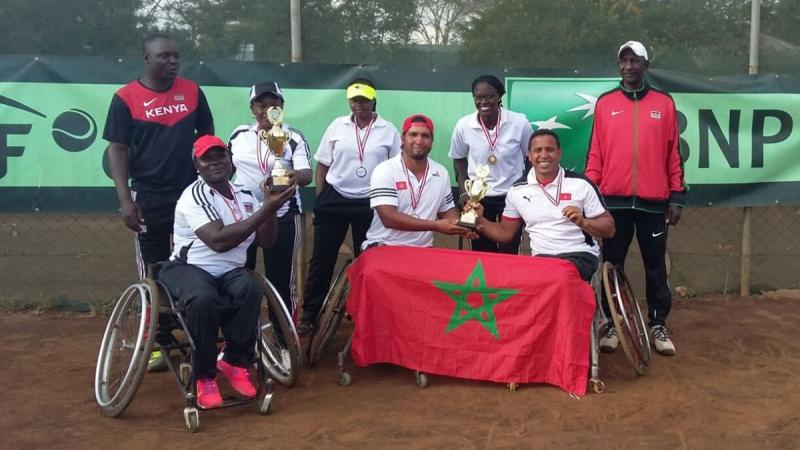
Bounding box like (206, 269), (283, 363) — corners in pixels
(249, 81), (284, 103)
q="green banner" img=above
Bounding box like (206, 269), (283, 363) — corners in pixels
(2, 58), (800, 211)
(508, 78), (800, 190)
(0, 83), (470, 188)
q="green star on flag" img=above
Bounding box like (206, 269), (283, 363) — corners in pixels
(433, 260), (519, 339)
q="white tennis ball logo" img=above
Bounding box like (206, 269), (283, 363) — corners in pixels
(52, 109), (97, 152)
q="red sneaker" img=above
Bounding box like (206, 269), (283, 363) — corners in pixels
(196, 378), (223, 409)
(216, 359), (256, 398)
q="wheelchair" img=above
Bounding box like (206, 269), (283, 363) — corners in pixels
(600, 261), (653, 375)
(94, 264), (302, 432)
(307, 258), (353, 369)
(308, 255), (652, 393)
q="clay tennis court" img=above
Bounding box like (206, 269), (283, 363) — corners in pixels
(3, 294), (800, 449)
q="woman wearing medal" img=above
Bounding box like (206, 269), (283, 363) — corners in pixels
(298, 78), (402, 336)
(449, 75), (533, 254)
(229, 81), (313, 318)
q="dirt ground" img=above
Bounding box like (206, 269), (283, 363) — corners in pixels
(3, 295), (800, 450)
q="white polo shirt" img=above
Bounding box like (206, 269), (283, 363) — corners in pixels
(315, 114), (401, 199)
(229, 122), (311, 217)
(503, 166), (607, 258)
(171, 179), (260, 277)
(364, 154), (455, 248)
(449, 108), (533, 197)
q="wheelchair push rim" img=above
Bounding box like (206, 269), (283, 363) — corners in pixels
(95, 279), (159, 416)
(255, 274), (302, 386)
(308, 259), (352, 366)
(602, 262), (652, 375)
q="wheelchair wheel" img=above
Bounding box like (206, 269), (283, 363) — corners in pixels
(602, 262), (652, 375)
(255, 274), (302, 386)
(95, 279), (159, 417)
(308, 259), (352, 366)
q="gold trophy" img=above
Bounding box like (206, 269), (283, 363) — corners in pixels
(258, 106), (291, 191)
(457, 164), (490, 229)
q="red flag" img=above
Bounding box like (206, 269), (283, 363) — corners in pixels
(346, 246), (595, 395)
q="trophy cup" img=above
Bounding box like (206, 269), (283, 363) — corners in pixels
(258, 106), (291, 191)
(457, 164), (490, 229)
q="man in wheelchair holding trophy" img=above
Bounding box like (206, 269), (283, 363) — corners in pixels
(158, 134), (296, 409)
(469, 129), (615, 281)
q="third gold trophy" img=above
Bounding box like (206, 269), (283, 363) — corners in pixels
(258, 106), (291, 191)
(457, 164), (490, 229)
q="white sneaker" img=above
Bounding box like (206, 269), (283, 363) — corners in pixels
(650, 325), (676, 356)
(599, 324), (619, 353)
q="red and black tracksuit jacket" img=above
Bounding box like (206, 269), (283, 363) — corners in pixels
(585, 81), (686, 212)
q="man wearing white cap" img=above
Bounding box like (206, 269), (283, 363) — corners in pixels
(585, 40), (686, 356)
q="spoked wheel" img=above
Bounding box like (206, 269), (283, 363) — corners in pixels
(95, 279), (159, 416)
(602, 262), (652, 375)
(255, 273), (302, 386)
(308, 259), (352, 366)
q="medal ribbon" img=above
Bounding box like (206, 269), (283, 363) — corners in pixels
(256, 129), (270, 175)
(401, 158), (430, 214)
(538, 168), (563, 207)
(212, 182), (244, 222)
(354, 115), (376, 165)
(478, 108), (502, 155)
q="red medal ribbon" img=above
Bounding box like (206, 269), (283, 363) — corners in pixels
(256, 129), (270, 175)
(354, 115), (376, 166)
(212, 182), (244, 222)
(401, 158), (430, 215)
(539, 168), (564, 207)
(479, 108), (502, 156)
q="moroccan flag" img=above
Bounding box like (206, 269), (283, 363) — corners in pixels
(346, 246), (596, 395)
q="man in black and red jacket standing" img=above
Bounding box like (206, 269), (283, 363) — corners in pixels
(103, 33), (215, 370)
(585, 40), (686, 356)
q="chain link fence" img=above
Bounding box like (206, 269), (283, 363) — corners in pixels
(2, 2), (799, 308)
(1, 206), (798, 308)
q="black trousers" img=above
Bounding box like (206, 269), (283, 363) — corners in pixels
(132, 190), (181, 279)
(246, 213), (303, 318)
(159, 262), (263, 379)
(302, 184), (372, 321)
(602, 209), (671, 327)
(469, 194), (522, 254)
(538, 252), (598, 282)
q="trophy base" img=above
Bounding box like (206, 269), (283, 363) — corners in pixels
(270, 177), (291, 192)
(457, 218), (478, 230)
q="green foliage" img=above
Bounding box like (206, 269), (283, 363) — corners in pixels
(0, 0), (797, 74)
(460, 0), (647, 68)
(0, 0), (143, 56)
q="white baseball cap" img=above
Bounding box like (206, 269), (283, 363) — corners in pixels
(618, 40), (648, 61)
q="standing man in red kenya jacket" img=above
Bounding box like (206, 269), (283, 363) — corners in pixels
(585, 40), (686, 356)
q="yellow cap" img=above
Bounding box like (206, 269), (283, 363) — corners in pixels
(346, 83), (377, 100)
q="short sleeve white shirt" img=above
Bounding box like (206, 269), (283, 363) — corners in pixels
(229, 122), (310, 217)
(503, 166), (607, 258)
(364, 154), (455, 248)
(171, 179), (260, 277)
(449, 108), (533, 196)
(314, 114), (401, 199)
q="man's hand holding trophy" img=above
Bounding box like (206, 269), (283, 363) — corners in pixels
(457, 164), (491, 229)
(258, 106), (292, 192)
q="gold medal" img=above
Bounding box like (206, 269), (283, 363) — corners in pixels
(488, 154), (498, 165)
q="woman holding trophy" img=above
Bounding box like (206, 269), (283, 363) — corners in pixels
(229, 81), (312, 317)
(449, 75), (533, 254)
(298, 78), (402, 336)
